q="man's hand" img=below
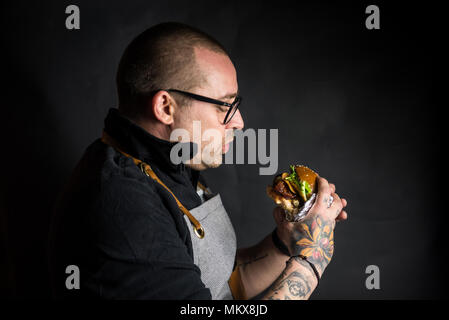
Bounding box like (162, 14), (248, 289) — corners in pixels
(273, 177), (348, 276)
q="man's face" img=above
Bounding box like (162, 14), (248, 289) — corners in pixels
(172, 47), (244, 170)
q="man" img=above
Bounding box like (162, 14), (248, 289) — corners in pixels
(48, 22), (348, 299)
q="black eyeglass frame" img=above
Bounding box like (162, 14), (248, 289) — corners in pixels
(163, 89), (242, 125)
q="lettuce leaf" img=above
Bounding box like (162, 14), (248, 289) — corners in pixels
(285, 165), (312, 199)
(285, 165), (300, 189)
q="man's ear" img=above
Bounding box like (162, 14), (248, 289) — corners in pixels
(151, 90), (176, 125)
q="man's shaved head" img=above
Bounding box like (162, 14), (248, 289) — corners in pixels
(116, 22), (229, 119)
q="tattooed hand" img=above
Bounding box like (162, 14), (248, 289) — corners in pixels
(273, 177), (348, 276)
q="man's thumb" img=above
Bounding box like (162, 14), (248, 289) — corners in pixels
(273, 207), (285, 226)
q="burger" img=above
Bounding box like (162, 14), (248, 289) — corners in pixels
(266, 165), (319, 221)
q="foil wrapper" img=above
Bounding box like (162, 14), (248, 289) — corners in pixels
(284, 193), (317, 222)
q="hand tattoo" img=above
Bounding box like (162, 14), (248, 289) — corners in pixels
(291, 215), (335, 275)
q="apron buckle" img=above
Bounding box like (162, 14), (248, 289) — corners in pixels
(194, 226), (205, 239)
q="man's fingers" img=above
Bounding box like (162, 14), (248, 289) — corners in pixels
(329, 192), (344, 220)
(317, 177), (331, 193)
(273, 206), (292, 228)
(336, 210), (348, 222)
(336, 198), (348, 221)
(329, 183), (335, 194)
(273, 206), (284, 224)
(316, 177), (331, 206)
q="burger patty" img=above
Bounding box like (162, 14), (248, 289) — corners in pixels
(273, 180), (297, 199)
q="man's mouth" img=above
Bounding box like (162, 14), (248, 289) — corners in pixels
(222, 142), (230, 153)
(222, 138), (233, 153)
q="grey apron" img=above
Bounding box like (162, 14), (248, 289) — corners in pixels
(99, 132), (237, 299)
(183, 190), (237, 300)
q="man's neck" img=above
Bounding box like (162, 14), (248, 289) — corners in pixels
(136, 119), (171, 142)
(119, 110), (172, 142)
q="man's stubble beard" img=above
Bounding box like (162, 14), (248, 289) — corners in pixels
(185, 146), (224, 171)
(172, 115), (234, 171)
(185, 161), (221, 171)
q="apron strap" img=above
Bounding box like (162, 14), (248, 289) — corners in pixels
(228, 264), (247, 300)
(101, 131), (205, 239)
(197, 181), (212, 194)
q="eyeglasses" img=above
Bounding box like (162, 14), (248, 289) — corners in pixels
(164, 89), (242, 125)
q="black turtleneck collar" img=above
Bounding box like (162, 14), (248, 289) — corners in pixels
(103, 108), (199, 182)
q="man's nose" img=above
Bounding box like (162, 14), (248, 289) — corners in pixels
(225, 109), (244, 130)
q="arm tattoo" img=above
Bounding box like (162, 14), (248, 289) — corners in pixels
(265, 264), (312, 300)
(237, 253), (268, 269)
(278, 271), (311, 298)
(290, 215), (335, 275)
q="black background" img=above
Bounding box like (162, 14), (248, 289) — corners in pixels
(0, 1), (443, 299)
